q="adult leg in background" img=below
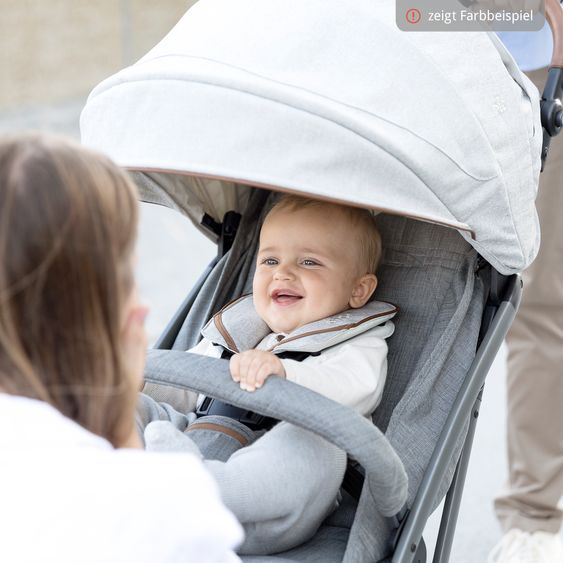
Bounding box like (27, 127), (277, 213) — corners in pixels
(494, 66), (563, 540)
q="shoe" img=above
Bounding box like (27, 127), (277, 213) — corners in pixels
(488, 529), (563, 562)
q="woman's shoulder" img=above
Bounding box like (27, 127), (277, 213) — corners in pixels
(0, 394), (242, 563)
(0, 393), (112, 449)
(100, 449), (244, 562)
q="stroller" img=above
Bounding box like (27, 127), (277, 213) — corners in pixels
(80, 0), (563, 561)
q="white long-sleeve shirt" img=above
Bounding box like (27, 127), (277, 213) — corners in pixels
(190, 320), (394, 417)
(0, 393), (243, 563)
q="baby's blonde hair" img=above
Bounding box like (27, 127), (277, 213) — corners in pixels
(268, 194), (382, 275)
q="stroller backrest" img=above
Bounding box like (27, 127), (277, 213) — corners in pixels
(373, 213), (484, 504)
(171, 187), (485, 506)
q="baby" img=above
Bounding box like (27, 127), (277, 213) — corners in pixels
(139, 195), (396, 554)
(191, 195), (395, 413)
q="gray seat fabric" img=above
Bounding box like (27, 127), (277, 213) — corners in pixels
(162, 189), (485, 561)
(242, 526), (350, 563)
(171, 189), (271, 351)
(343, 215), (484, 562)
(375, 214), (483, 504)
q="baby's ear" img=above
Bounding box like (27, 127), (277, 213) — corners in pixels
(349, 274), (378, 309)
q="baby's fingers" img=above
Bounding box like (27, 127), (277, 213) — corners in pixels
(229, 354), (241, 382)
(240, 356), (263, 391)
(233, 352), (254, 389)
(253, 363), (274, 389)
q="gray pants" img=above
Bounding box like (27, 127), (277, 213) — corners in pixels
(494, 68), (563, 535)
(137, 393), (347, 555)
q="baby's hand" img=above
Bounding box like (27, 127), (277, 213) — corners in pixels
(229, 350), (286, 392)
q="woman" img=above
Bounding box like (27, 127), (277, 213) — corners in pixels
(0, 133), (242, 563)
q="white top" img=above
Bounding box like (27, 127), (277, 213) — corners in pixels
(0, 394), (242, 563)
(191, 321), (393, 417)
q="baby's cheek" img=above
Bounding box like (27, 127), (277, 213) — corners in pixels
(252, 289), (265, 310)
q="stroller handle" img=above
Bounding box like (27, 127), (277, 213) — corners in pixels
(144, 349), (408, 518)
(540, 0), (563, 168)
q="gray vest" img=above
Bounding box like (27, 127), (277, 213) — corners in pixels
(201, 294), (397, 356)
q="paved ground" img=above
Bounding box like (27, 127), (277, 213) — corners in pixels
(2, 100), (561, 562)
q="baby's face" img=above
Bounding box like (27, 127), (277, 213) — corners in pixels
(253, 205), (364, 334)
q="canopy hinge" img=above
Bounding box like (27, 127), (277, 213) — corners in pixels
(201, 211), (242, 257)
(218, 211), (241, 257)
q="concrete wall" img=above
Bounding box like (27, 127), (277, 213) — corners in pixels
(0, 0), (194, 112)
(0, 0), (214, 346)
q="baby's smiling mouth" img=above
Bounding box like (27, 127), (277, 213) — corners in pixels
(271, 288), (303, 305)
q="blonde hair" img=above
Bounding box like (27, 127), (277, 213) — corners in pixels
(0, 133), (139, 447)
(268, 194), (382, 274)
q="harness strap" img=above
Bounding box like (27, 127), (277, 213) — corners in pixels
(220, 349), (321, 361)
(186, 421), (250, 446)
(195, 347), (317, 430)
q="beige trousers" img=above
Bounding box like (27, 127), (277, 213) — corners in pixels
(494, 67), (563, 534)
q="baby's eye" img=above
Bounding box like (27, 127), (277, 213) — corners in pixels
(301, 259), (319, 266)
(261, 258), (278, 266)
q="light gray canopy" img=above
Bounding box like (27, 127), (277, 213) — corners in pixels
(81, 0), (541, 274)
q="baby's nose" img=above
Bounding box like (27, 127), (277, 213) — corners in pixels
(273, 265), (294, 280)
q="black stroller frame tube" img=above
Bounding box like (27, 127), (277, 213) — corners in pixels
(431, 389), (482, 562)
(392, 274), (521, 563)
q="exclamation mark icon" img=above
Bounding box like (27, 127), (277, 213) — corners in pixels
(406, 8), (422, 24)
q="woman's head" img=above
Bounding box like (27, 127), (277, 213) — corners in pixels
(0, 133), (140, 447)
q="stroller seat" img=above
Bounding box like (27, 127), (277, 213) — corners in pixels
(142, 191), (488, 562)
